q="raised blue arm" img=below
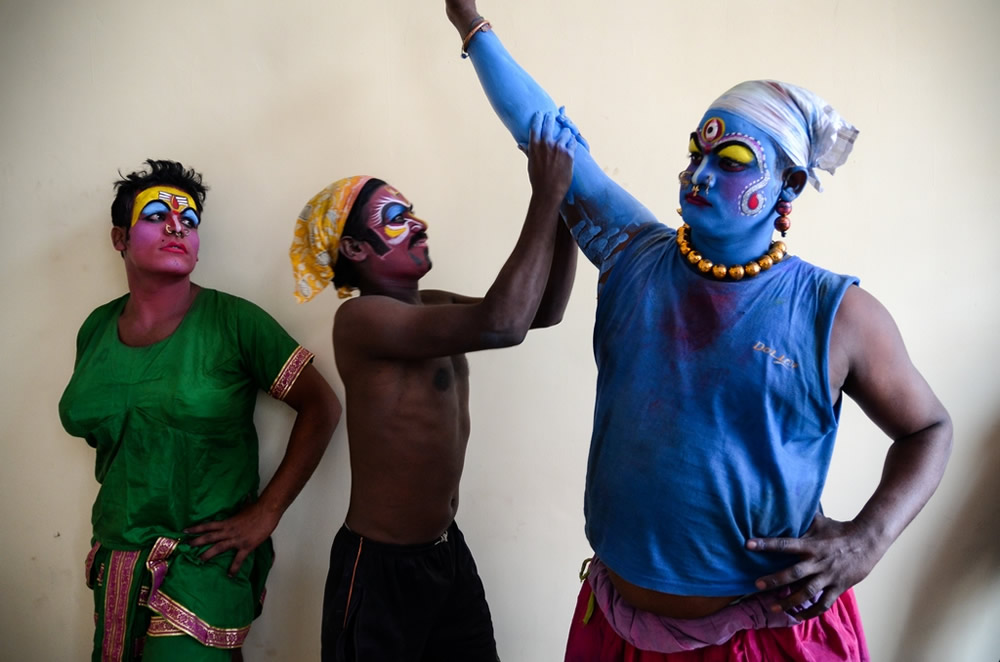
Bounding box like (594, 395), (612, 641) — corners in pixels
(466, 29), (659, 284)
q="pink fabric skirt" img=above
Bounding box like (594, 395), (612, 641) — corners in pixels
(565, 579), (870, 661)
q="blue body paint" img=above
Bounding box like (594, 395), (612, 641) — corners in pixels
(466, 31), (657, 284)
(678, 110), (786, 267)
(466, 32), (811, 275)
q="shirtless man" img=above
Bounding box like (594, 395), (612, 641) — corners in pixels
(443, 1), (952, 660)
(289, 113), (577, 661)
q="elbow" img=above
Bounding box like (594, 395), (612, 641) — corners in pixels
(936, 412), (954, 460)
(478, 299), (532, 348)
(532, 306), (568, 329)
(926, 402), (954, 455)
(482, 324), (529, 349)
(505, 325), (530, 346)
(900, 409), (954, 476)
(480, 312), (531, 348)
(532, 315), (561, 330)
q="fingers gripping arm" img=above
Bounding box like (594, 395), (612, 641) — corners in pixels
(462, 25), (658, 280)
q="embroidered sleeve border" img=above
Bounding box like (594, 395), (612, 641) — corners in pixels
(268, 345), (314, 400)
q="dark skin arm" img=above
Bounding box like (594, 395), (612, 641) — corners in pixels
(747, 286), (952, 619)
(336, 111), (576, 361)
(186, 364), (341, 575)
(531, 214), (577, 327)
(420, 213), (577, 328)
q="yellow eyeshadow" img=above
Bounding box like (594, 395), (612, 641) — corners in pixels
(717, 145), (754, 164)
(383, 225), (407, 238)
(688, 137), (701, 155)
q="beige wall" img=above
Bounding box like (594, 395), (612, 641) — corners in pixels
(2, 0), (998, 659)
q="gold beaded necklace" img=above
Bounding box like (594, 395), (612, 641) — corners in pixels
(676, 224), (787, 281)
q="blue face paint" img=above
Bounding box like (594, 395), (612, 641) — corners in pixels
(138, 199), (201, 229)
(678, 110), (785, 266)
(382, 202), (409, 225)
(139, 200), (170, 220)
(180, 208), (200, 228)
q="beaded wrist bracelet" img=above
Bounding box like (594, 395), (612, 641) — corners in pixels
(461, 17), (492, 58)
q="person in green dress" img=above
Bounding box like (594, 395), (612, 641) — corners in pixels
(60, 159), (342, 661)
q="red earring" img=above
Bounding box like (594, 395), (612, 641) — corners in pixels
(774, 201), (792, 237)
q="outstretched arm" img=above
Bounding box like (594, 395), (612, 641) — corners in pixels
(446, 0), (658, 285)
(186, 365), (341, 575)
(747, 286), (952, 620)
(337, 112), (576, 361)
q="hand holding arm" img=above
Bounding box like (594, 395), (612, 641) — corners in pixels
(445, 0), (656, 282)
(335, 111), (574, 361)
(186, 365), (341, 575)
(747, 287), (952, 619)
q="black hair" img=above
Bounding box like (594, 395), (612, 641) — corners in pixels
(110, 159), (208, 229)
(333, 177), (390, 290)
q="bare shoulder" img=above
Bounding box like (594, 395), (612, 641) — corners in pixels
(829, 285), (902, 400)
(832, 284), (948, 438)
(333, 295), (401, 352)
(832, 285), (903, 363)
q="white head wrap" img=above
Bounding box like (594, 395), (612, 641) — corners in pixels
(709, 80), (859, 192)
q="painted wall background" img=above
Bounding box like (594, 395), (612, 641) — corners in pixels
(1, 0), (997, 659)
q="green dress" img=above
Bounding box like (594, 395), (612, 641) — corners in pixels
(60, 288), (314, 659)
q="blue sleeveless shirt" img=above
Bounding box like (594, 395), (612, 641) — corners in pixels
(585, 223), (858, 596)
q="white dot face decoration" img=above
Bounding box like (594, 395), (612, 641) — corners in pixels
(731, 135), (769, 216)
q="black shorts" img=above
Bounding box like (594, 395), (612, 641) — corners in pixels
(321, 521), (499, 662)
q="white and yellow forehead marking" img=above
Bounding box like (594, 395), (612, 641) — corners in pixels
(130, 185), (198, 227)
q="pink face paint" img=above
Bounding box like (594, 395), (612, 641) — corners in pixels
(359, 184), (432, 280)
(124, 195), (200, 275)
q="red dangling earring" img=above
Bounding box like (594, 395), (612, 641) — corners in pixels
(774, 201), (792, 237)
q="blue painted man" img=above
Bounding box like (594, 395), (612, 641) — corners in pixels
(444, 2), (953, 660)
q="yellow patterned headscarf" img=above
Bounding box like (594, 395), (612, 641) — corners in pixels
(290, 176), (372, 303)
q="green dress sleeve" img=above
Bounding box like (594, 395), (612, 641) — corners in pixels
(228, 294), (315, 400)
